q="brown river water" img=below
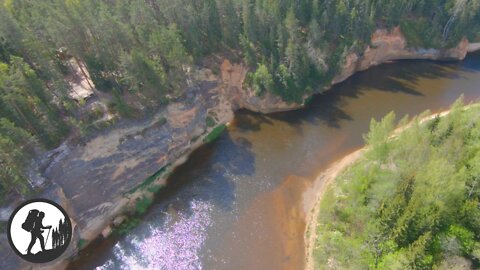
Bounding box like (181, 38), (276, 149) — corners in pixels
(69, 53), (480, 270)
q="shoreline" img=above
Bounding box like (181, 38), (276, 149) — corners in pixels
(302, 103), (480, 270)
(52, 47), (480, 269)
(2, 34), (479, 269)
(303, 148), (364, 270)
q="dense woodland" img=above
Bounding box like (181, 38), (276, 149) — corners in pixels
(314, 98), (480, 269)
(0, 0), (480, 198)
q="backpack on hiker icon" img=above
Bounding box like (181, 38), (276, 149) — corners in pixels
(21, 209), (39, 232)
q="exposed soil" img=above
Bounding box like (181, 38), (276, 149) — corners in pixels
(304, 149), (364, 270)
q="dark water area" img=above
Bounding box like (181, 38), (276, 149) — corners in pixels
(69, 52), (480, 270)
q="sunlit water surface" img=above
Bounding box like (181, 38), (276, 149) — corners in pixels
(70, 53), (480, 270)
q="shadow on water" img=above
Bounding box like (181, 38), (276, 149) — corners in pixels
(68, 52), (480, 269)
(265, 59), (465, 130)
(461, 51), (480, 72)
(150, 131), (256, 214)
(233, 110), (276, 132)
(68, 131), (256, 269)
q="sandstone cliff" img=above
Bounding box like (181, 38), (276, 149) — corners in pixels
(1, 27), (479, 270)
(333, 27), (472, 85)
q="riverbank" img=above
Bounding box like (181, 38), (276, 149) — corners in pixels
(1, 27), (480, 270)
(57, 49), (480, 270)
(304, 102), (480, 270)
(304, 148), (364, 270)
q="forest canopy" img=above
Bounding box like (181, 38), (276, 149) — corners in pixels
(313, 98), (480, 269)
(0, 0), (479, 198)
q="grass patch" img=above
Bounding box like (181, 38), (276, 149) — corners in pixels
(190, 135), (201, 144)
(135, 195), (153, 215)
(112, 217), (141, 235)
(111, 195), (154, 236)
(203, 124), (226, 143)
(206, 116), (216, 127)
(154, 117), (167, 127)
(77, 238), (87, 249)
(147, 184), (163, 193)
(125, 165), (167, 195)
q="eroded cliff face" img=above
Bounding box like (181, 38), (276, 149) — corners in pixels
(224, 27), (480, 113)
(332, 27), (472, 84)
(1, 27), (479, 270)
(220, 60), (301, 113)
(468, 42), (480, 52)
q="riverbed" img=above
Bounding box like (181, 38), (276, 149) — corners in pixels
(69, 52), (480, 270)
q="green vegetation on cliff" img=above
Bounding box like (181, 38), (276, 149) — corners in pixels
(312, 98), (480, 269)
(0, 0), (479, 198)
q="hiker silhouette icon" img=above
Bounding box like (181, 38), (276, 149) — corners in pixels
(7, 199), (72, 263)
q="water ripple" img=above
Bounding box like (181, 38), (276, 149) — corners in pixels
(96, 200), (213, 270)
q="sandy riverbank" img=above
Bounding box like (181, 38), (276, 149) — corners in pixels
(3, 29), (479, 270)
(303, 148), (364, 270)
(303, 102), (480, 270)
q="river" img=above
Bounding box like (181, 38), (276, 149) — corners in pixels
(68, 52), (480, 270)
